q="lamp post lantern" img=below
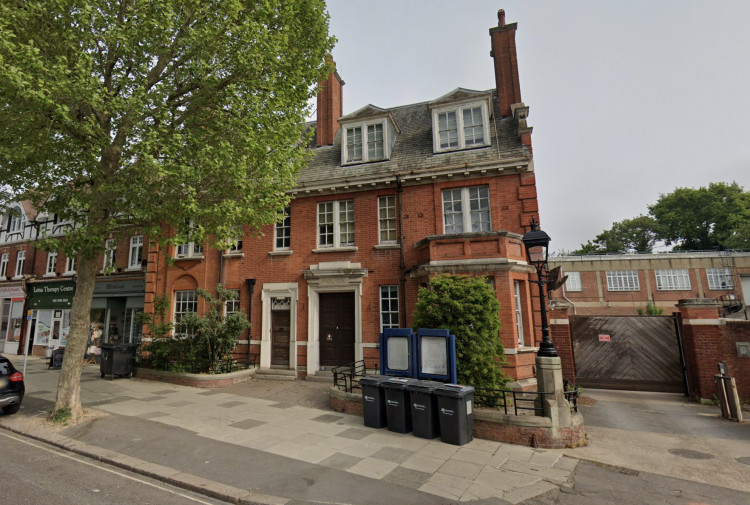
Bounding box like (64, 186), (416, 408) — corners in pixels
(522, 217), (558, 358)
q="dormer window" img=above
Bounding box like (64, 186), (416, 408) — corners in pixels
(343, 121), (386, 164)
(430, 98), (491, 153)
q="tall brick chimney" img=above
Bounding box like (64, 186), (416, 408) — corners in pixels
(489, 9), (522, 118)
(316, 60), (344, 147)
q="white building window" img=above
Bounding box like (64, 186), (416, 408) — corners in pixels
(227, 236), (243, 254)
(432, 102), (489, 152)
(565, 271), (582, 292)
(606, 270), (640, 292)
(442, 186), (491, 234)
(706, 268), (734, 290)
(45, 251), (58, 276)
(8, 214), (24, 234)
(655, 269), (691, 291)
(0, 253), (7, 278)
(275, 207), (290, 250)
(378, 196), (397, 244)
(128, 235), (143, 269)
(225, 289), (240, 316)
(14, 250), (25, 278)
(64, 256), (76, 275)
(318, 200), (354, 248)
(342, 121), (387, 164)
(103, 239), (116, 271)
(380, 285), (399, 330)
(174, 290), (198, 326)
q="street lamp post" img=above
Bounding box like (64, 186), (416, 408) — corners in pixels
(522, 217), (557, 358)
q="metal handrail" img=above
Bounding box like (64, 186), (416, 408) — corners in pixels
(474, 387), (579, 417)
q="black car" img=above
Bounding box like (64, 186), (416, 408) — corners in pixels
(0, 354), (24, 415)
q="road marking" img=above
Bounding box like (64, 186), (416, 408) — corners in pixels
(0, 431), (222, 504)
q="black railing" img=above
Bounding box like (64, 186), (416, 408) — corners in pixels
(332, 360), (379, 393)
(139, 354), (256, 374)
(474, 387), (579, 417)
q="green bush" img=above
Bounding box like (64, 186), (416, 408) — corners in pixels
(412, 274), (508, 390)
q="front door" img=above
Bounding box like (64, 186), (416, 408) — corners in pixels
(319, 292), (355, 367)
(271, 309), (290, 367)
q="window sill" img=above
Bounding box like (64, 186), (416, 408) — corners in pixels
(62, 272), (76, 277)
(11, 275), (23, 281)
(125, 266), (144, 271)
(433, 143), (491, 155)
(268, 250), (293, 256)
(312, 246), (358, 254)
(174, 256), (205, 262)
(374, 243), (400, 250)
(42, 273), (57, 278)
(223, 252), (244, 258)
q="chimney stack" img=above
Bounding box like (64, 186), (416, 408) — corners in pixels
(489, 9), (522, 117)
(316, 59), (344, 147)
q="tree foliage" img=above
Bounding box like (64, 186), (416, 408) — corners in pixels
(0, 0), (334, 419)
(412, 275), (508, 390)
(574, 182), (750, 254)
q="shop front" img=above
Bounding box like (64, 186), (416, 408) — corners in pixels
(27, 280), (75, 355)
(91, 278), (145, 346)
(0, 284), (26, 355)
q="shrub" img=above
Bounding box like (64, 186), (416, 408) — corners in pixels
(412, 274), (508, 390)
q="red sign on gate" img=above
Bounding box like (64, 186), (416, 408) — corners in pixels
(598, 334), (611, 342)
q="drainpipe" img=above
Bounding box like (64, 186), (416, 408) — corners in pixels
(396, 176), (407, 327)
(245, 278), (256, 363)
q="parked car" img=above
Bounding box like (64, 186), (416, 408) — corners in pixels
(0, 354), (24, 415)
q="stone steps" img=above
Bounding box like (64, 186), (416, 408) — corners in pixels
(254, 368), (297, 381)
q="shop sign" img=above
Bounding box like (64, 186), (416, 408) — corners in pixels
(28, 281), (76, 309)
(0, 285), (25, 299)
(93, 278), (146, 297)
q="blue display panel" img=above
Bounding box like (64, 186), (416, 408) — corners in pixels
(380, 328), (416, 377)
(416, 328), (457, 384)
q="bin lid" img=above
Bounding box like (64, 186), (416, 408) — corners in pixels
(359, 374), (391, 386)
(406, 380), (445, 393)
(434, 383), (475, 398)
(381, 377), (418, 390)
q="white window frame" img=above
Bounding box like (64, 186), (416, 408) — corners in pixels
(8, 214), (23, 234)
(13, 250), (25, 279)
(431, 101), (490, 153)
(565, 271), (582, 292)
(175, 223), (204, 259)
(274, 207), (291, 250)
(379, 285), (399, 331)
(341, 120), (388, 165)
(514, 280), (525, 346)
(103, 239), (116, 271)
(655, 269), (691, 291)
(45, 251), (58, 277)
(606, 270), (640, 292)
(224, 289), (240, 316)
(441, 186), (491, 234)
(378, 196), (397, 245)
(0, 253), (7, 278)
(706, 268), (734, 290)
(128, 235), (143, 270)
(317, 200), (355, 248)
(173, 290), (198, 328)
(64, 255), (76, 276)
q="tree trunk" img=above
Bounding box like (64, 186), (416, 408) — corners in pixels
(54, 255), (97, 420)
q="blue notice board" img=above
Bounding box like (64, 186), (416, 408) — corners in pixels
(416, 328), (457, 384)
(380, 328), (416, 377)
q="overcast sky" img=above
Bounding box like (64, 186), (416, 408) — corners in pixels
(322, 0), (750, 253)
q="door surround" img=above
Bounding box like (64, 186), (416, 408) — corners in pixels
(260, 283), (298, 370)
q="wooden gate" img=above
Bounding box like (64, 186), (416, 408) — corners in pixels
(570, 315), (686, 393)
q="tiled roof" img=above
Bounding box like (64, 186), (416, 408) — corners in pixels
(299, 89), (529, 189)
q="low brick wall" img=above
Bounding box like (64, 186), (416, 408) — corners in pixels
(135, 367), (256, 388)
(327, 387), (585, 449)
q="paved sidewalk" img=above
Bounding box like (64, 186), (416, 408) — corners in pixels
(1, 358), (576, 505)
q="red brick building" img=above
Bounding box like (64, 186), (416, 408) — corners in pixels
(145, 11), (547, 382)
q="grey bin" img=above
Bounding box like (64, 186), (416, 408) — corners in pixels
(381, 377), (419, 433)
(100, 343), (138, 380)
(360, 375), (390, 429)
(434, 384), (475, 446)
(407, 380), (444, 439)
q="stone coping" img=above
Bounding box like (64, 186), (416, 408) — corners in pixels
(135, 367), (256, 388)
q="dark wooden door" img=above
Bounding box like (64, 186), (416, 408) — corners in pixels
(319, 292), (355, 367)
(570, 315), (686, 393)
(271, 310), (290, 367)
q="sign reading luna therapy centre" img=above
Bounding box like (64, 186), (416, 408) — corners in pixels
(28, 281), (76, 309)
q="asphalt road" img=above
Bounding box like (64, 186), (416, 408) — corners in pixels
(0, 431), (232, 505)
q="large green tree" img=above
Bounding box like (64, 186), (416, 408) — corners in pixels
(574, 182), (750, 254)
(0, 0), (334, 420)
